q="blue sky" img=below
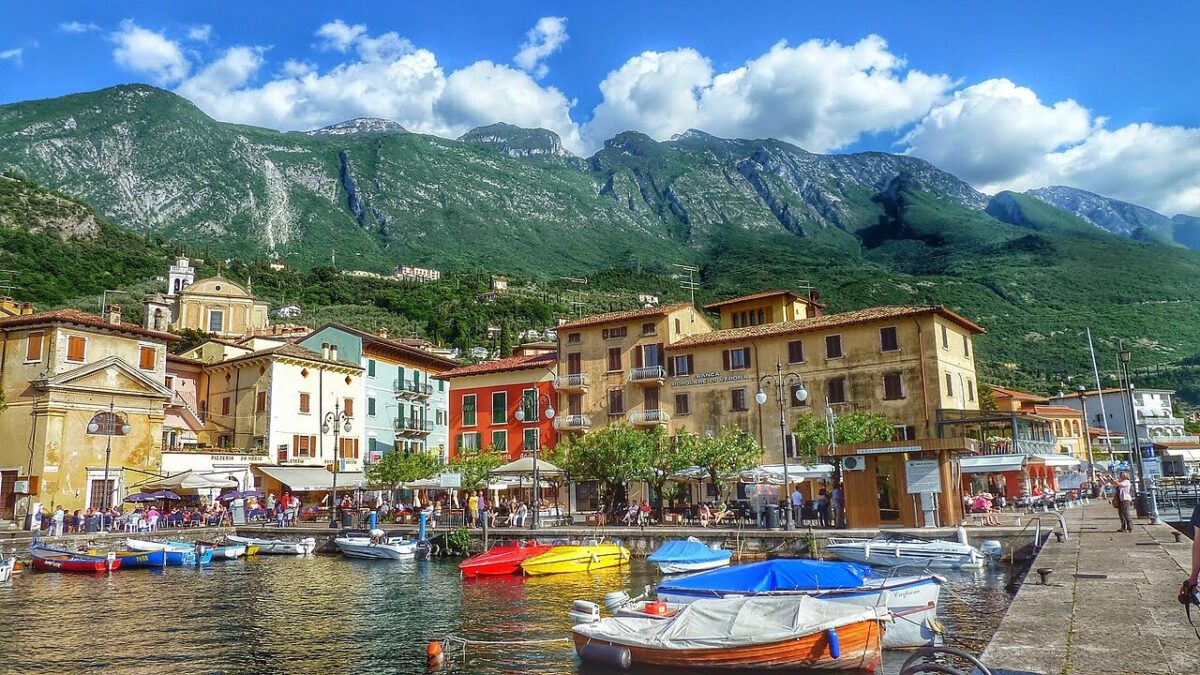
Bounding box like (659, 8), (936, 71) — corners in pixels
(1, 2), (1197, 213)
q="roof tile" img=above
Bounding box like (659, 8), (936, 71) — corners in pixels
(556, 302), (692, 330)
(437, 351), (556, 379)
(0, 308), (178, 342)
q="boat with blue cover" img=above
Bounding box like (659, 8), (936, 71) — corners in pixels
(124, 539), (213, 566)
(646, 538), (732, 575)
(655, 559), (942, 649)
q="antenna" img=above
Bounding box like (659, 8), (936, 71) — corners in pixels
(560, 277), (587, 318)
(0, 269), (19, 297)
(673, 263), (700, 321)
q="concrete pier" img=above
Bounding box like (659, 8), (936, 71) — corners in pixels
(981, 504), (1197, 674)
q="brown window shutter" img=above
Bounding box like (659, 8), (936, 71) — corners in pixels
(743, 348), (751, 368)
(634, 347), (643, 368)
(687, 355), (694, 373)
(666, 356), (675, 376)
(722, 350), (730, 370)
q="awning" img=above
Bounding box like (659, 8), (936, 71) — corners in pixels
(960, 455), (1026, 474)
(1162, 448), (1200, 462)
(254, 465), (366, 491)
(755, 464), (835, 482)
(1029, 454), (1082, 468)
(489, 457), (566, 476)
(141, 470), (237, 491)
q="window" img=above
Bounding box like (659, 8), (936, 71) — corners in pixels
(945, 373), (954, 397)
(723, 347), (750, 371)
(256, 391), (267, 412)
(491, 391), (507, 425)
(462, 394), (477, 426)
(757, 309), (765, 325)
(787, 340), (804, 364)
(602, 326), (627, 339)
(883, 373), (904, 400)
(789, 384), (808, 407)
(641, 322), (657, 336)
(367, 359), (377, 378)
(86, 412), (129, 435)
(894, 425), (917, 441)
(635, 343), (663, 368)
(491, 430), (507, 452)
(458, 432), (481, 452)
(674, 318), (681, 334)
(222, 397), (231, 416)
(439, 379), (445, 393)
(338, 437), (360, 459)
(292, 434), (316, 458)
(607, 347), (622, 372)
(342, 398), (353, 416)
(88, 478), (115, 511)
(963, 335), (971, 358)
(66, 335), (86, 362)
(730, 388), (748, 411)
(567, 352), (582, 375)
(208, 310), (224, 333)
(674, 393), (690, 415)
(967, 379), (976, 402)
(827, 377), (847, 404)
(825, 335), (843, 359)
(521, 388), (538, 422)
(669, 354), (693, 376)
(367, 397), (377, 417)
(567, 332), (581, 344)
(138, 345), (156, 370)
(369, 437), (378, 455)
(880, 326), (899, 352)
(298, 392), (311, 414)
(523, 428), (539, 453)
(25, 332), (43, 362)
(608, 389), (625, 415)
(941, 324), (950, 349)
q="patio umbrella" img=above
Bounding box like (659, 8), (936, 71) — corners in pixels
(124, 492), (158, 503)
(150, 490), (181, 500)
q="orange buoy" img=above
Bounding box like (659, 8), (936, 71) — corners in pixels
(426, 642), (443, 657)
(427, 641), (444, 669)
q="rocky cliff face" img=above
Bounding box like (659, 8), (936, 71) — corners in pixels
(1026, 185), (1183, 246)
(0, 172), (99, 240)
(306, 118), (408, 136)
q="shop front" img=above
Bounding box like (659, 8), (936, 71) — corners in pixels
(960, 455), (1026, 499)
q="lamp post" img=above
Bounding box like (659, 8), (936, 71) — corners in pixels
(87, 400), (131, 529)
(515, 392), (555, 530)
(756, 362), (807, 531)
(322, 400), (353, 527)
(1118, 349), (1160, 524)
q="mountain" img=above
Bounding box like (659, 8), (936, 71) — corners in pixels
(459, 122), (572, 159)
(1026, 185), (1197, 248)
(305, 118), (408, 136)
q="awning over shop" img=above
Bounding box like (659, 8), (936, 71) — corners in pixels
(1029, 454), (1082, 468)
(255, 466), (366, 491)
(141, 470), (237, 491)
(489, 457), (566, 476)
(960, 455), (1026, 474)
(1162, 448), (1200, 462)
(754, 464), (835, 482)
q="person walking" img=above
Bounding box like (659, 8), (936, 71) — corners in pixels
(791, 486), (804, 528)
(816, 489), (831, 528)
(1111, 472), (1134, 532)
(832, 484), (845, 529)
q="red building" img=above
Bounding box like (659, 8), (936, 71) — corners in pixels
(437, 344), (558, 460)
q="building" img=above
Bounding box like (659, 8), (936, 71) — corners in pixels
(1051, 387), (1194, 445)
(437, 344), (558, 462)
(0, 297), (35, 319)
(0, 307), (176, 520)
(394, 265), (442, 283)
(703, 289), (823, 328)
(299, 324), (459, 464)
(988, 386), (1090, 459)
(142, 256), (270, 338)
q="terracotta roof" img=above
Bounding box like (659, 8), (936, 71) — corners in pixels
(308, 322), (459, 370)
(1054, 387), (1126, 399)
(989, 385), (1050, 402)
(668, 305), (984, 349)
(0, 308), (179, 342)
(1152, 440), (1200, 449)
(1088, 426), (1124, 437)
(215, 342), (362, 370)
(702, 289), (822, 310)
(166, 353), (206, 366)
(1029, 405), (1085, 417)
(556, 303), (692, 330)
(436, 351), (557, 379)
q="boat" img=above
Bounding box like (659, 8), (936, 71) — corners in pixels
(0, 557), (14, 582)
(825, 531), (985, 570)
(123, 539), (213, 566)
(655, 559), (943, 649)
(646, 538), (732, 575)
(459, 540), (554, 578)
(521, 542), (631, 576)
(572, 595), (888, 671)
(87, 548), (169, 569)
(333, 534), (419, 560)
(30, 546), (120, 573)
(169, 540), (247, 560)
(227, 535), (316, 556)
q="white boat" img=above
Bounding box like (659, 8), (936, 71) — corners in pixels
(227, 535), (317, 556)
(825, 531), (985, 570)
(333, 534), (419, 560)
(0, 557), (14, 582)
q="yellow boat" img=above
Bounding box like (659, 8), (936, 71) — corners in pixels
(244, 544), (260, 556)
(520, 543), (630, 576)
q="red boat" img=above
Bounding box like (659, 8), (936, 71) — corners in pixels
(31, 546), (121, 573)
(459, 540), (553, 578)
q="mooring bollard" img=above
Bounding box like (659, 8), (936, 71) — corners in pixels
(1173, 531), (1183, 543)
(1054, 531), (1064, 543)
(1036, 568), (1053, 585)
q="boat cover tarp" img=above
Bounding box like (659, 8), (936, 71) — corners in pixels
(573, 595), (884, 650)
(647, 539), (732, 564)
(657, 559), (874, 596)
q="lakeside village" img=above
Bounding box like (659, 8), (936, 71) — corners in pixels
(2, 255), (1196, 534)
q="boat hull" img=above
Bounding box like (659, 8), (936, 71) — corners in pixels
(459, 544), (554, 577)
(0, 557), (14, 582)
(572, 617), (883, 671)
(521, 545), (630, 576)
(30, 548), (120, 574)
(89, 550), (168, 569)
(658, 558), (731, 575)
(334, 537), (417, 560)
(227, 535), (316, 555)
(168, 541), (246, 560)
(826, 543), (982, 570)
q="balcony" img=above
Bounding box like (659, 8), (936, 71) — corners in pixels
(554, 414), (592, 431)
(1150, 433), (1200, 443)
(394, 417), (434, 436)
(628, 365), (666, 386)
(628, 409), (670, 426)
(980, 437), (1060, 456)
(554, 373), (590, 392)
(395, 379), (434, 399)
(1142, 415), (1184, 426)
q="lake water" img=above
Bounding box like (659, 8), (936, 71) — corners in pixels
(0, 553), (1014, 674)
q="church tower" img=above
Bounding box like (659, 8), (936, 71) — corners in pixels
(167, 257), (196, 297)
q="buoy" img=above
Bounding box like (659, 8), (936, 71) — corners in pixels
(426, 641), (444, 669)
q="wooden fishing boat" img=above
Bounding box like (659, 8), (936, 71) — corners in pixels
(521, 542), (630, 576)
(30, 546), (120, 573)
(87, 548), (168, 569)
(124, 539), (213, 566)
(459, 540), (554, 577)
(572, 595), (888, 671)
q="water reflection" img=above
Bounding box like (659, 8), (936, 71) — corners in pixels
(0, 556), (1012, 674)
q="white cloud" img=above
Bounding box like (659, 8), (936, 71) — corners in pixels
(903, 78), (1200, 214)
(584, 36), (952, 153)
(0, 48), (22, 64)
(111, 19), (189, 84)
(59, 21), (100, 34)
(437, 61), (580, 149)
(315, 19), (366, 52)
(514, 16), (567, 79)
(187, 24), (213, 42)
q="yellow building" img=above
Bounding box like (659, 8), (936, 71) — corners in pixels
(703, 289), (822, 328)
(143, 257), (270, 338)
(0, 307), (176, 520)
(988, 385), (1090, 460)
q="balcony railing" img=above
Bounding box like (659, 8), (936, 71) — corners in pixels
(163, 444), (269, 457)
(554, 414), (592, 431)
(395, 380), (434, 398)
(628, 409), (670, 426)
(1142, 415), (1184, 426)
(628, 366), (666, 385)
(554, 373), (590, 391)
(394, 418), (434, 434)
(980, 437), (1060, 456)
(1150, 433), (1200, 443)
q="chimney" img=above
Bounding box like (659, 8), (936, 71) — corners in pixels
(808, 290), (822, 317)
(105, 304), (122, 325)
(378, 327), (389, 339)
(321, 343), (330, 360)
(21, 302), (33, 316)
(329, 344), (339, 362)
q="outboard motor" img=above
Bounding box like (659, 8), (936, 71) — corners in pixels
(569, 600), (601, 624)
(414, 512), (431, 560)
(603, 590), (632, 614)
(980, 540), (1003, 559)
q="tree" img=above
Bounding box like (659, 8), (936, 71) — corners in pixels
(557, 424), (656, 514)
(792, 411), (895, 464)
(691, 426), (762, 502)
(449, 447), (503, 490)
(365, 449), (441, 488)
(978, 384), (998, 411)
(637, 427), (699, 518)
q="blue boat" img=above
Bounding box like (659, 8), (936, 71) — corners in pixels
(646, 538), (733, 574)
(107, 549), (168, 569)
(655, 559), (943, 649)
(125, 539), (214, 566)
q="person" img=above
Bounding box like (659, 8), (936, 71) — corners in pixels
(1111, 472), (1134, 532)
(266, 492), (277, 511)
(622, 501), (638, 526)
(51, 506), (65, 537)
(816, 489), (831, 528)
(791, 487), (804, 528)
(699, 502), (711, 528)
(831, 485), (844, 529)
(514, 500), (529, 528)
(466, 491), (479, 528)
(713, 501), (729, 526)
(638, 500), (651, 527)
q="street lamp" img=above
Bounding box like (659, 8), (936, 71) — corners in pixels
(756, 362), (806, 531)
(515, 392), (555, 530)
(87, 399), (130, 529)
(1117, 348), (1160, 524)
(321, 400), (353, 527)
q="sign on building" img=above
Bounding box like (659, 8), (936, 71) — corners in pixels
(440, 472), (463, 488)
(905, 460), (942, 494)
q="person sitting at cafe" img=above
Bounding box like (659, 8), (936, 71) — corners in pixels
(712, 501), (730, 526)
(513, 501), (529, 527)
(698, 502), (711, 528)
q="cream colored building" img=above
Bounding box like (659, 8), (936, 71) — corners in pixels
(144, 257), (270, 338)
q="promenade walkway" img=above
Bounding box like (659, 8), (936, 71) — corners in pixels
(982, 503), (1197, 674)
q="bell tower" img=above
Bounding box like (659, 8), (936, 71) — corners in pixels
(168, 257), (195, 297)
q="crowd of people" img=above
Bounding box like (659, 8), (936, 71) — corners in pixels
(35, 503), (232, 535)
